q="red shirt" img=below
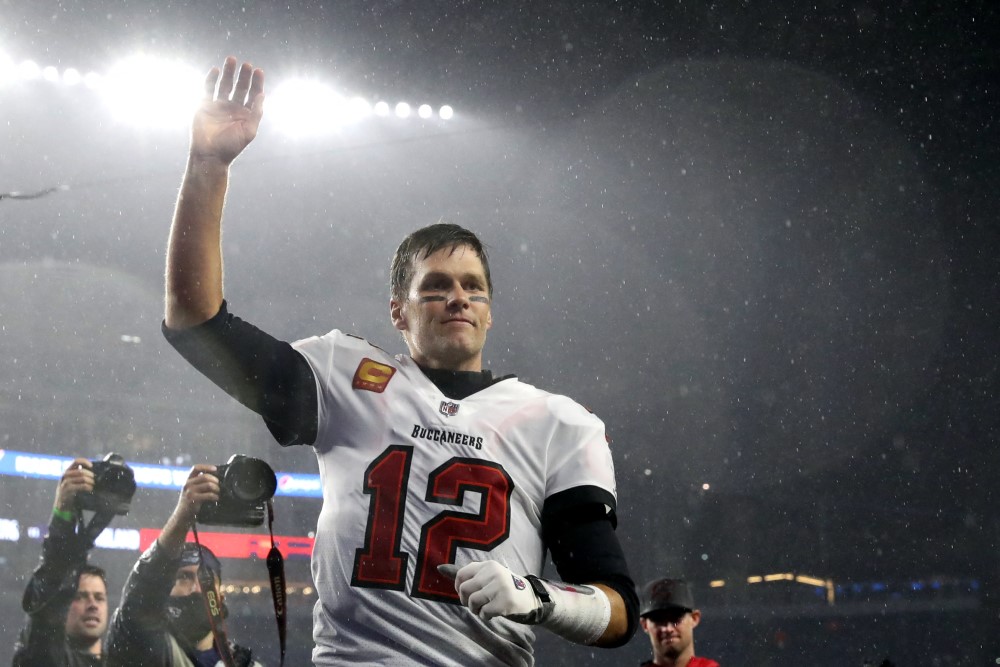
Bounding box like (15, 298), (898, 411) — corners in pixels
(689, 658), (720, 667)
(641, 658), (720, 667)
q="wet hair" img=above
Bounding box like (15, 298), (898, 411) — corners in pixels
(390, 223), (492, 303)
(77, 564), (108, 592)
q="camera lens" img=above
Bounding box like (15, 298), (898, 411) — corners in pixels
(224, 457), (277, 502)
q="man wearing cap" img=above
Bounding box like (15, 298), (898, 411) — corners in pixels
(105, 464), (263, 667)
(638, 578), (719, 667)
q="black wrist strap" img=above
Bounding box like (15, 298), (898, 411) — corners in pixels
(525, 575), (552, 604)
(524, 574), (556, 624)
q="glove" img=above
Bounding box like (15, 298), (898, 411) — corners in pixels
(439, 561), (612, 645)
(439, 561), (550, 623)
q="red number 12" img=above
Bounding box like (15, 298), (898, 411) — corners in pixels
(351, 445), (514, 603)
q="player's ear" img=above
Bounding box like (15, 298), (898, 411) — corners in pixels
(485, 308), (492, 331)
(390, 299), (408, 331)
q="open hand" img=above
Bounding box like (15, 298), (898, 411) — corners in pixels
(190, 56), (265, 165)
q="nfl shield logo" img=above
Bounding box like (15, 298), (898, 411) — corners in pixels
(439, 401), (460, 417)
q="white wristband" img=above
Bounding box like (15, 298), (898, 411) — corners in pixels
(529, 577), (612, 646)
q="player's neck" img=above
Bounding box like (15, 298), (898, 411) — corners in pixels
(417, 362), (496, 400)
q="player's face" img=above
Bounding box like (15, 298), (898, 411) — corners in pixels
(64, 573), (108, 646)
(391, 244), (493, 372)
(640, 609), (700, 662)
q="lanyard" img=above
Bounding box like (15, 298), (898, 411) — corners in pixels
(192, 524), (237, 667)
(192, 500), (286, 667)
(265, 500), (287, 667)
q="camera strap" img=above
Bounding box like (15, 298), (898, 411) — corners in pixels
(266, 499), (287, 667)
(192, 525), (237, 667)
(78, 510), (116, 550)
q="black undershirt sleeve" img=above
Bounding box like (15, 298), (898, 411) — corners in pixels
(161, 301), (318, 446)
(542, 489), (640, 647)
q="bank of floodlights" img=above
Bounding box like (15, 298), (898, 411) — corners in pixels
(0, 51), (457, 133)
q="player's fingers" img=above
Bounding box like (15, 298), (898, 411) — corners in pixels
(203, 67), (220, 101)
(465, 588), (491, 617)
(437, 564), (460, 581)
(456, 572), (488, 608)
(218, 56), (238, 101)
(232, 61), (254, 105)
(453, 560), (486, 587)
(247, 68), (265, 106)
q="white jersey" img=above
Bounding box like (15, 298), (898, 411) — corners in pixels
(292, 329), (617, 666)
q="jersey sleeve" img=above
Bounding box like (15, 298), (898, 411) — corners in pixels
(162, 301), (319, 446)
(290, 329), (395, 447)
(544, 395), (618, 511)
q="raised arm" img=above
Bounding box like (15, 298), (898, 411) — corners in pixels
(165, 57), (264, 329)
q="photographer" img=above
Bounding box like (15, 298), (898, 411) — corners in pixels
(105, 464), (263, 667)
(13, 458), (110, 667)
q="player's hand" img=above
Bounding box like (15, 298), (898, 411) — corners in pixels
(439, 561), (544, 623)
(190, 56), (265, 166)
(172, 464), (221, 524)
(54, 458), (95, 514)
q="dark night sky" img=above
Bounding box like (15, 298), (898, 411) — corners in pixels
(1, 0), (998, 663)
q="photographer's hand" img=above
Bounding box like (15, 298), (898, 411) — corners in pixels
(53, 458), (95, 518)
(158, 465), (220, 557)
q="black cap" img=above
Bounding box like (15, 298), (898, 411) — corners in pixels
(640, 578), (695, 616)
(179, 543), (222, 581)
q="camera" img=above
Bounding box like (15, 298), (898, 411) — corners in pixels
(197, 455), (277, 527)
(76, 453), (137, 515)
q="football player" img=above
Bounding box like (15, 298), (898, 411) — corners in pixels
(162, 56), (639, 666)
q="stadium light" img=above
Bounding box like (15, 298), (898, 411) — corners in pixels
(83, 71), (103, 90)
(268, 78), (370, 136)
(101, 54), (202, 128)
(0, 52), (15, 86)
(4, 51), (457, 130)
(18, 59), (41, 80)
(62, 68), (82, 86)
(347, 96), (373, 120)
